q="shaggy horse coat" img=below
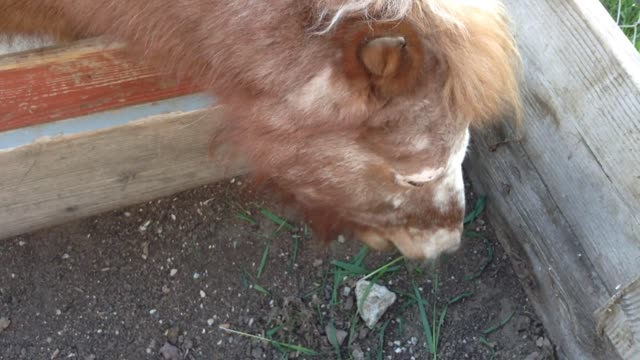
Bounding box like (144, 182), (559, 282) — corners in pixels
(0, 0), (522, 259)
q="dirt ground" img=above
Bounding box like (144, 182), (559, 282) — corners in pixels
(0, 176), (556, 360)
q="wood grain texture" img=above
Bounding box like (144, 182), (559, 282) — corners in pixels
(464, 0), (640, 358)
(0, 37), (201, 132)
(0, 108), (248, 240)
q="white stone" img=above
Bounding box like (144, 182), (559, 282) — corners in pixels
(355, 280), (397, 329)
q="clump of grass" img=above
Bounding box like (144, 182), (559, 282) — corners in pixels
(409, 269), (474, 360)
(601, 0), (640, 50)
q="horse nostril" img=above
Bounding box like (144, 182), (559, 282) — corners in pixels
(407, 180), (424, 187)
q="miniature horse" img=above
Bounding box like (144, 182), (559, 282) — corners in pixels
(0, 0), (521, 259)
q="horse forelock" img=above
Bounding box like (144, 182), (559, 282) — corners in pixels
(310, 0), (509, 34)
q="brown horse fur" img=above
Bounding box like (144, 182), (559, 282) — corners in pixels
(0, 0), (522, 259)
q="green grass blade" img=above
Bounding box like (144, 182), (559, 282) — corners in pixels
(353, 246), (370, 266)
(241, 270), (249, 289)
(377, 320), (391, 360)
(328, 319), (342, 360)
(253, 284), (270, 296)
(483, 310), (516, 335)
(412, 281), (434, 351)
(448, 292), (474, 305)
(479, 336), (496, 360)
(257, 243), (270, 278)
(331, 260), (369, 275)
(463, 231), (495, 281)
(464, 196), (487, 224)
(235, 211), (257, 225)
(260, 208), (295, 231)
(219, 326), (319, 355)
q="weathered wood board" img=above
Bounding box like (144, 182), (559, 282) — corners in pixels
(0, 108), (248, 240)
(464, 0), (640, 359)
(0, 38), (247, 240)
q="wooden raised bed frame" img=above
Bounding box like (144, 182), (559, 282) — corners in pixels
(1, 0), (639, 358)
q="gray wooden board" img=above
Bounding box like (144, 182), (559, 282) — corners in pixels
(464, 0), (640, 358)
(0, 108), (248, 240)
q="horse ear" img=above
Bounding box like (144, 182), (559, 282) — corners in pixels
(335, 20), (425, 99)
(360, 36), (406, 77)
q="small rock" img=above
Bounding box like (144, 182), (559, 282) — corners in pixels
(139, 220), (151, 232)
(166, 326), (180, 345)
(142, 242), (150, 260)
(0, 317), (10, 333)
(536, 337), (545, 348)
(337, 235), (346, 243)
(355, 280), (397, 328)
(351, 345), (365, 360)
(85, 355), (96, 360)
(312, 259), (323, 267)
(342, 287), (352, 297)
(159, 342), (180, 360)
(183, 339), (194, 349)
(169, 269), (178, 277)
(524, 351), (541, 360)
(358, 327), (369, 340)
(515, 315), (531, 332)
(199, 290), (206, 298)
(207, 318), (215, 326)
(325, 325), (348, 347)
(251, 347), (264, 358)
(343, 296), (354, 311)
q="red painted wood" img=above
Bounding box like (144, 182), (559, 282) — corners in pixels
(0, 42), (202, 132)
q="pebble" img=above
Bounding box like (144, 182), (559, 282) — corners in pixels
(0, 317), (10, 333)
(312, 259), (323, 267)
(342, 286), (352, 297)
(524, 351), (541, 360)
(165, 326), (180, 345)
(207, 318), (215, 326)
(251, 347), (264, 359)
(516, 315), (532, 332)
(325, 325), (348, 347)
(355, 280), (397, 328)
(159, 342), (180, 360)
(351, 345), (365, 360)
(169, 269), (178, 277)
(343, 296), (354, 311)
(200, 290), (207, 298)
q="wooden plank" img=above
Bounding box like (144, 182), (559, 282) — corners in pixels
(0, 37), (201, 132)
(0, 107), (248, 240)
(464, 0), (640, 358)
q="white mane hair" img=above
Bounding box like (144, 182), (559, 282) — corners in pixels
(311, 0), (509, 34)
